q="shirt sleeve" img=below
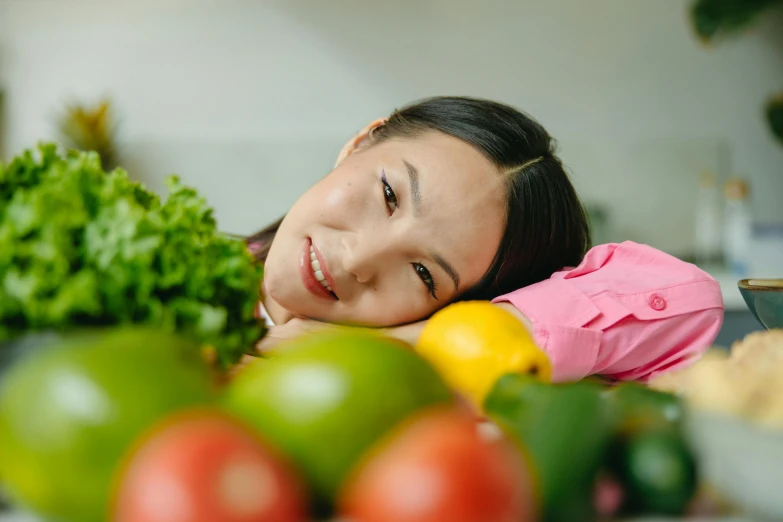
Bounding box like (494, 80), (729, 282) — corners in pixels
(491, 242), (725, 383)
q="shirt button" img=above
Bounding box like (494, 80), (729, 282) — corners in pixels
(649, 294), (667, 311)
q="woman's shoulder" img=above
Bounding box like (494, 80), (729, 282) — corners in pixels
(563, 241), (721, 295)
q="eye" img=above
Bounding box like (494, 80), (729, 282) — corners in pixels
(381, 170), (398, 215)
(413, 263), (438, 299)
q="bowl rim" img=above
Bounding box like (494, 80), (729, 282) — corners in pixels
(738, 279), (783, 291)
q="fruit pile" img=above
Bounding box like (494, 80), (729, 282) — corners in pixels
(0, 303), (699, 522)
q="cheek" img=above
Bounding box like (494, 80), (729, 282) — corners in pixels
(309, 177), (372, 225)
(347, 287), (437, 327)
(262, 240), (295, 291)
(323, 185), (351, 212)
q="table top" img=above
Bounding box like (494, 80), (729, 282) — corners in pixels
(0, 513), (764, 522)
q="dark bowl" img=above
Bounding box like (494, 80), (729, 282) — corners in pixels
(738, 279), (783, 330)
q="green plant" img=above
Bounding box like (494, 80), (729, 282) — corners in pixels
(690, 0), (783, 145)
(690, 0), (781, 42)
(767, 92), (783, 146)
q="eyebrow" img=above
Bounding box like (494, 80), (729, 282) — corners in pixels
(432, 253), (460, 291)
(403, 159), (422, 215)
(402, 158), (460, 292)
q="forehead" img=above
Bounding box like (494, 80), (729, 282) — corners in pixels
(377, 133), (507, 286)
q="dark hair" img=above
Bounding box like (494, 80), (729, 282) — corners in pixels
(247, 96), (590, 301)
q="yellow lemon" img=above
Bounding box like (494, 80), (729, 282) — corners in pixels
(416, 301), (551, 408)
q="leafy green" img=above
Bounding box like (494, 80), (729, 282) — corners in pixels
(690, 0), (782, 43)
(0, 143), (264, 367)
(767, 92), (783, 146)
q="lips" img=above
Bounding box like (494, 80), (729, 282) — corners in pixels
(299, 239), (338, 301)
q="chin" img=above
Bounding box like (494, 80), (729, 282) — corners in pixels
(261, 273), (296, 307)
(272, 290), (323, 319)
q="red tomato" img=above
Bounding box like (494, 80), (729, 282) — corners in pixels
(113, 410), (308, 522)
(338, 407), (538, 522)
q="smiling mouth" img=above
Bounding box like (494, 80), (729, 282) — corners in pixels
(309, 244), (338, 299)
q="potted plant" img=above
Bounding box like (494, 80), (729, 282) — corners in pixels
(690, 0), (783, 146)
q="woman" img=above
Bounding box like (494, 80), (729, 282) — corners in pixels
(246, 97), (724, 383)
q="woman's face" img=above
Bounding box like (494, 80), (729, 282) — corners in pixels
(263, 130), (506, 326)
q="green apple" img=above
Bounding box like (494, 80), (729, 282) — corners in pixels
(0, 328), (216, 522)
(223, 330), (453, 508)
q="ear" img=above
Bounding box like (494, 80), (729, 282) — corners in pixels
(334, 118), (388, 168)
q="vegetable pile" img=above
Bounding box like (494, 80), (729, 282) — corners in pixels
(0, 326), (701, 522)
(0, 144), (263, 366)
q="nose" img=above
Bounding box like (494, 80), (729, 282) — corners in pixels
(342, 232), (398, 285)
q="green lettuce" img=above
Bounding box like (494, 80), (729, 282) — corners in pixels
(0, 143), (264, 367)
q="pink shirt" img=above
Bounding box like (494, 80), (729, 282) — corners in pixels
(492, 242), (724, 383)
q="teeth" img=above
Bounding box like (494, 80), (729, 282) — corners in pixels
(309, 244), (334, 294)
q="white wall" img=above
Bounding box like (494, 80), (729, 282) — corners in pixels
(1, 0), (781, 254)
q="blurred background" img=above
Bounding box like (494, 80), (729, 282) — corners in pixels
(0, 0), (782, 343)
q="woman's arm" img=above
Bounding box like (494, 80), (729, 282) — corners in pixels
(253, 318), (435, 353)
(253, 305), (530, 353)
(491, 241), (724, 382)
(254, 318), (435, 353)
